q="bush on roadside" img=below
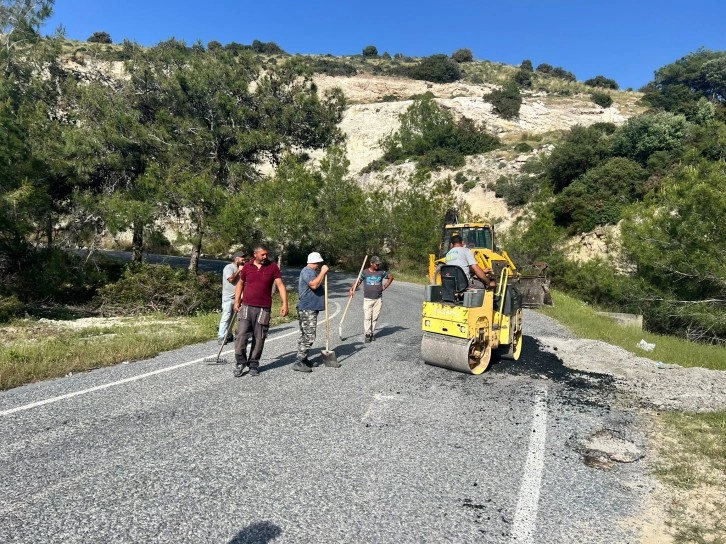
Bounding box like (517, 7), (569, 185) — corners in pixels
(96, 264), (219, 317)
(1, 248), (125, 306)
(0, 296), (23, 323)
(552, 258), (646, 310)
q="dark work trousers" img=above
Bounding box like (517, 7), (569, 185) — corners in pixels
(234, 304), (271, 369)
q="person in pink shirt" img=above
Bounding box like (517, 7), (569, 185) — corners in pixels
(233, 244), (288, 377)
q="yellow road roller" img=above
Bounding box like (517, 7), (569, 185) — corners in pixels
(421, 229), (524, 374)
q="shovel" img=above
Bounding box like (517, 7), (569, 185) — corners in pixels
(339, 255), (368, 340)
(321, 275), (340, 367)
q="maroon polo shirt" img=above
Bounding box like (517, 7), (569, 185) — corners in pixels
(239, 260), (282, 308)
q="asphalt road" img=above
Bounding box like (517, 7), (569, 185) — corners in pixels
(0, 266), (651, 543)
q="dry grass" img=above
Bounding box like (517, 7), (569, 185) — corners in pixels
(652, 412), (726, 543)
(0, 294), (297, 391)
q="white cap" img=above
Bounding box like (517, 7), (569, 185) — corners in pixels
(307, 251), (324, 264)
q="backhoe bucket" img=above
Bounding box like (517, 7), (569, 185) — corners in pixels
(516, 275), (553, 308)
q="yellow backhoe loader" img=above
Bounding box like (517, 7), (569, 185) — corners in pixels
(421, 221), (549, 374)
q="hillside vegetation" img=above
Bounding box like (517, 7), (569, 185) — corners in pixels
(1, 4), (725, 346)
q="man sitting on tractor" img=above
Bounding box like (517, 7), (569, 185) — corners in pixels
(445, 234), (492, 289)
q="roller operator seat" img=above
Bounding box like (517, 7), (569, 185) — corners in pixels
(440, 265), (469, 304)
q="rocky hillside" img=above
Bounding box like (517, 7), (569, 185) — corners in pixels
(313, 72), (646, 229)
(66, 52), (646, 251)
(64, 54), (645, 229)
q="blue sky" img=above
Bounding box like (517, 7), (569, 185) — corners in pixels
(44, 0), (726, 91)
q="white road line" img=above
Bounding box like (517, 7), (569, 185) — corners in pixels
(511, 386), (549, 544)
(1, 302), (341, 417)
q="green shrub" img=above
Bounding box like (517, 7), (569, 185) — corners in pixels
(462, 181), (477, 192)
(96, 264), (219, 317)
(454, 117), (500, 155)
(493, 172), (541, 207)
(362, 45), (378, 58)
(552, 156), (648, 232)
(536, 63), (576, 81)
(145, 231), (174, 255)
(584, 75), (619, 89)
(407, 54), (462, 83)
(591, 91), (613, 108)
(379, 96), (499, 169)
(454, 172), (467, 184)
(554, 258), (648, 311)
(611, 111), (690, 165)
(381, 94), (399, 102)
(310, 58), (357, 76)
(545, 124), (615, 192)
(251, 40), (285, 54)
(451, 48), (474, 63)
(514, 142), (533, 153)
(485, 81), (522, 119)
(88, 31), (112, 44)
(409, 91), (435, 101)
(513, 68), (532, 89)
(360, 159), (387, 174)
(417, 148), (466, 170)
(2, 249), (125, 306)
(0, 296), (23, 323)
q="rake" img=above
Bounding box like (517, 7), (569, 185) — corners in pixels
(204, 313), (237, 364)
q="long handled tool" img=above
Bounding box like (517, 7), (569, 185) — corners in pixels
(338, 255), (368, 340)
(204, 312), (236, 364)
(321, 275), (340, 367)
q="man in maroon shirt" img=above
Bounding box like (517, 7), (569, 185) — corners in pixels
(233, 244), (289, 377)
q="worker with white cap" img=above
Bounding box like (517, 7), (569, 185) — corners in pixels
(293, 251), (339, 372)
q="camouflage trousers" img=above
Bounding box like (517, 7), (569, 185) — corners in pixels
(296, 309), (319, 361)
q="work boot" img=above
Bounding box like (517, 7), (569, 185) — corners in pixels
(292, 360), (312, 373)
(233, 363), (246, 377)
(364, 334), (372, 343)
(248, 367), (260, 377)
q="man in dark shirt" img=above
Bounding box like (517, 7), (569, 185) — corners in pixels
(233, 244), (288, 377)
(348, 256), (393, 342)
